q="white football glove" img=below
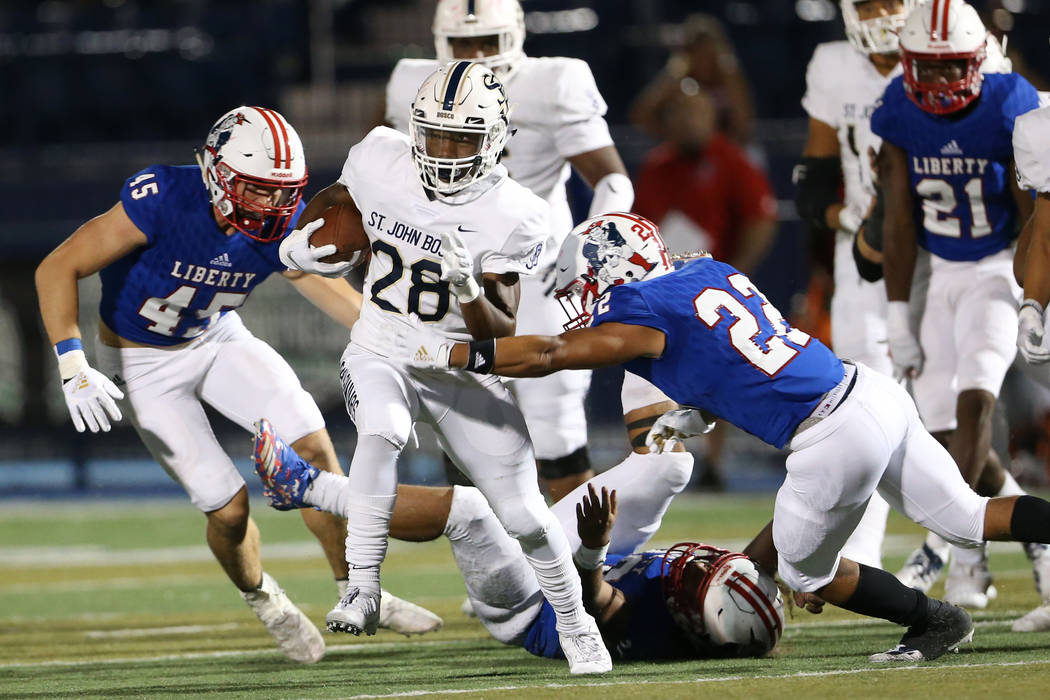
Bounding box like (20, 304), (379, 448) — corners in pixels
(278, 218), (354, 278)
(1018, 299), (1050, 364)
(645, 407), (716, 454)
(62, 367), (124, 433)
(886, 300), (923, 380)
(441, 230), (480, 303)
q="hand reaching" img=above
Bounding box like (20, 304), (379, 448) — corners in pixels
(576, 483), (617, 550)
(645, 407), (716, 454)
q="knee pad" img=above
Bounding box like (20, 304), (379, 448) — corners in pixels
(497, 499), (554, 548)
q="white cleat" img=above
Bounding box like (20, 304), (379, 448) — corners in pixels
(559, 628), (612, 675)
(1012, 602), (1050, 632)
(241, 572), (325, 664)
(896, 543), (948, 593)
(378, 589), (444, 636)
(326, 586), (381, 636)
(460, 596), (477, 618)
(944, 552), (997, 610)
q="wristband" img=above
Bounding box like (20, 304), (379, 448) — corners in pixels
(1022, 298), (1045, 316)
(573, 542), (609, 571)
(56, 347), (90, 382)
(452, 276), (481, 304)
(55, 338), (83, 355)
(463, 339), (495, 374)
(886, 300), (910, 330)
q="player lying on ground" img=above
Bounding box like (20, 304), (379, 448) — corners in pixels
(251, 416), (785, 661)
(34, 106), (440, 664)
(384, 211), (1050, 663)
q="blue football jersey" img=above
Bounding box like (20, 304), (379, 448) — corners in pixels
(590, 258), (843, 448)
(870, 73), (1039, 261)
(99, 165), (301, 346)
(523, 550), (694, 661)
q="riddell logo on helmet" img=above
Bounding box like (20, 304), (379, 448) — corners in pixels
(270, 170), (295, 177)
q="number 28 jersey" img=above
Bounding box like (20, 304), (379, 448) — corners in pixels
(591, 258), (843, 448)
(870, 72), (1039, 261)
(340, 127), (549, 347)
(101, 165), (295, 346)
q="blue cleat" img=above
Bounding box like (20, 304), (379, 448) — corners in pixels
(252, 418), (319, 510)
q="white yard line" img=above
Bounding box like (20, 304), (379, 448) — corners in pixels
(315, 660), (1050, 699)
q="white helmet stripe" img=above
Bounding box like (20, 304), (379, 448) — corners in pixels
(442, 60), (472, 111)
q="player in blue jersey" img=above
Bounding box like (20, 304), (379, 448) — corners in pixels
(34, 106), (441, 663)
(250, 414), (784, 662)
(386, 211), (1050, 662)
(871, 0), (1050, 620)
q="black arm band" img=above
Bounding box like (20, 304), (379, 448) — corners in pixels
(464, 339), (496, 374)
(852, 231), (884, 282)
(793, 156), (842, 234)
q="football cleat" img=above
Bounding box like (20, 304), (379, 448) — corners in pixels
(559, 628), (613, 675)
(1012, 602), (1050, 632)
(326, 586), (381, 636)
(869, 600), (973, 663)
(252, 418), (319, 511)
(241, 572), (325, 664)
(378, 590), (444, 636)
(944, 551), (997, 610)
(896, 542), (948, 593)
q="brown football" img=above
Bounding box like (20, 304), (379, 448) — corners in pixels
(308, 201), (370, 266)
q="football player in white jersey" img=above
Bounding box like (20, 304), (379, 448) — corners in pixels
(34, 107), (442, 664)
(380, 0), (634, 501)
(794, 0), (915, 579)
(278, 61), (612, 674)
(1008, 103), (1050, 631)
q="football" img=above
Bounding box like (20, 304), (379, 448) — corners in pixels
(308, 201), (370, 266)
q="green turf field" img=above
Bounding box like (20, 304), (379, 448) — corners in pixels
(2, 493), (1049, 699)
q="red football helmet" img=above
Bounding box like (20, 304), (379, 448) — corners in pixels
(198, 106), (308, 242)
(661, 542), (784, 657)
(899, 0), (988, 115)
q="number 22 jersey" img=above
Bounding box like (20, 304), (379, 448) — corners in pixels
(591, 258), (844, 448)
(100, 165), (298, 346)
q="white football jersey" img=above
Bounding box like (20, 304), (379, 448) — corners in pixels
(801, 41), (900, 233)
(1014, 104), (1050, 192)
(386, 55), (613, 260)
(339, 127), (549, 346)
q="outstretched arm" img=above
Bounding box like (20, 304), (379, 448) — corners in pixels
(448, 322), (665, 377)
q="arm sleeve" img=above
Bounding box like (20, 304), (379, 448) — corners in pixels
(551, 59), (614, 158)
(800, 45), (839, 128)
(119, 167), (166, 245)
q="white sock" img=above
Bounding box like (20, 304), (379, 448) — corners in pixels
(305, 471), (350, 516)
(996, 470), (1027, 497)
(925, 531), (952, 561)
(343, 434), (400, 594)
(952, 541), (988, 568)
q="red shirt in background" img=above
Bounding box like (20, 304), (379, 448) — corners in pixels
(633, 133), (776, 262)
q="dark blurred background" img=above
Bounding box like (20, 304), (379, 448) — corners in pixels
(4, 0), (1050, 497)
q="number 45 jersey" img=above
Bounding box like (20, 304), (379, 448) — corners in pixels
(100, 165), (296, 346)
(340, 127), (549, 348)
(870, 72), (1039, 261)
(591, 258), (844, 448)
